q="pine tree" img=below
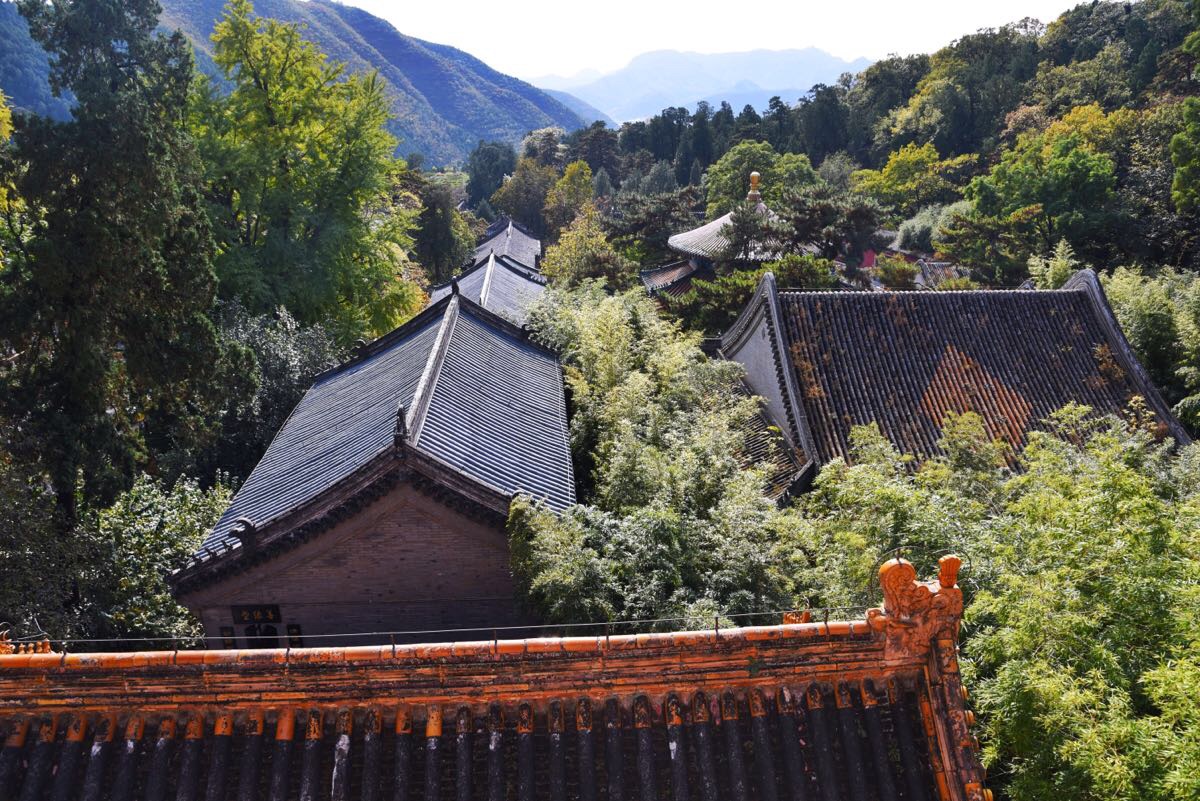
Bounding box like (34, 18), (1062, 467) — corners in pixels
(0, 0), (228, 521)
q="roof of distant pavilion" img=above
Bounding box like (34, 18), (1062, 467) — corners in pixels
(472, 217), (541, 271)
(429, 252), (546, 325)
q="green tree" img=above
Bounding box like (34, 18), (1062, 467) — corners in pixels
(934, 202), (1040, 286)
(795, 83), (850, 164)
(719, 199), (786, 263)
(774, 184), (884, 269)
(0, 439), (78, 637)
(966, 131), (1117, 262)
(192, 0), (421, 338)
(0, 439), (230, 644)
(0, 92), (14, 263)
(844, 54), (930, 166)
(896, 204), (945, 253)
(592, 168), (615, 200)
(0, 92), (9, 148)
(875, 254), (919, 290)
(605, 185), (701, 267)
(491, 157), (556, 237)
(1103, 267), (1200, 432)
(522, 126), (564, 168)
(788, 407), (1200, 801)
(566, 121), (620, 179)
(0, 0), (228, 521)
(667, 254), (837, 334)
(1170, 0), (1200, 213)
(1171, 99), (1200, 213)
(191, 303), (342, 484)
(86, 475), (233, 645)
(540, 204), (633, 288)
(817, 151), (859, 192)
(543, 160), (594, 239)
(704, 141), (817, 217)
(512, 285), (797, 624)
(465, 140), (517, 207)
(1032, 42), (1133, 117)
(882, 22), (1041, 156)
(641, 161), (678, 195)
(850, 142), (973, 219)
(1026, 238), (1080, 289)
(412, 176), (475, 283)
(1124, 103), (1200, 268)
(763, 96), (795, 152)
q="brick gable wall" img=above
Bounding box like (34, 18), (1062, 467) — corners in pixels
(179, 483), (525, 646)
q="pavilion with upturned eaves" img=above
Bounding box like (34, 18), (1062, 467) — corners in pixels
(640, 172), (783, 299)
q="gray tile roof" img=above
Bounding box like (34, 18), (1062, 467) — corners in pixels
(472, 218), (541, 271)
(198, 294), (574, 558)
(638, 259), (719, 299)
(720, 270), (1189, 471)
(429, 253), (546, 324)
(640, 259), (698, 293)
(416, 311), (574, 509)
(667, 202), (780, 263)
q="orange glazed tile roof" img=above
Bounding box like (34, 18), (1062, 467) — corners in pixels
(0, 559), (989, 801)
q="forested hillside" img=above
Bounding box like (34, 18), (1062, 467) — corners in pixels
(0, 0), (588, 163)
(486, 0), (1196, 275)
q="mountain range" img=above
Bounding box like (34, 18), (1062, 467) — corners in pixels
(531, 48), (873, 122)
(0, 0), (594, 165)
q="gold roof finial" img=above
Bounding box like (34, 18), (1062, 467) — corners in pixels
(747, 171), (762, 203)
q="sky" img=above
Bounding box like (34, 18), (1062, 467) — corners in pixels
(339, 0), (1083, 80)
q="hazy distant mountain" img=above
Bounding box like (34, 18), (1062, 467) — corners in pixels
(0, 0), (588, 165)
(541, 89), (616, 128)
(548, 49), (873, 122)
(531, 69), (605, 91)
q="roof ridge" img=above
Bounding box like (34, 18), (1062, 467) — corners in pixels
(310, 295), (456, 384)
(429, 260), (488, 294)
(494, 255), (546, 282)
(479, 252), (497, 309)
(777, 287), (1056, 298)
(406, 295), (461, 445)
(639, 259), (691, 278)
(1063, 268), (1191, 445)
(452, 294), (559, 358)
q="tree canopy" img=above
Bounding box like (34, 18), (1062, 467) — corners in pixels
(704, 141), (818, 217)
(0, 0), (227, 521)
(191, 0), (422, 339)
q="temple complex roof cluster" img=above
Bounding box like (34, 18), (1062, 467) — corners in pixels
(471, 218), (542, 272)
(427, 254), (546, 326)
(431, 218), (548, 325)
(0, 558), (989, 801)
(169, 222), (570, 639)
